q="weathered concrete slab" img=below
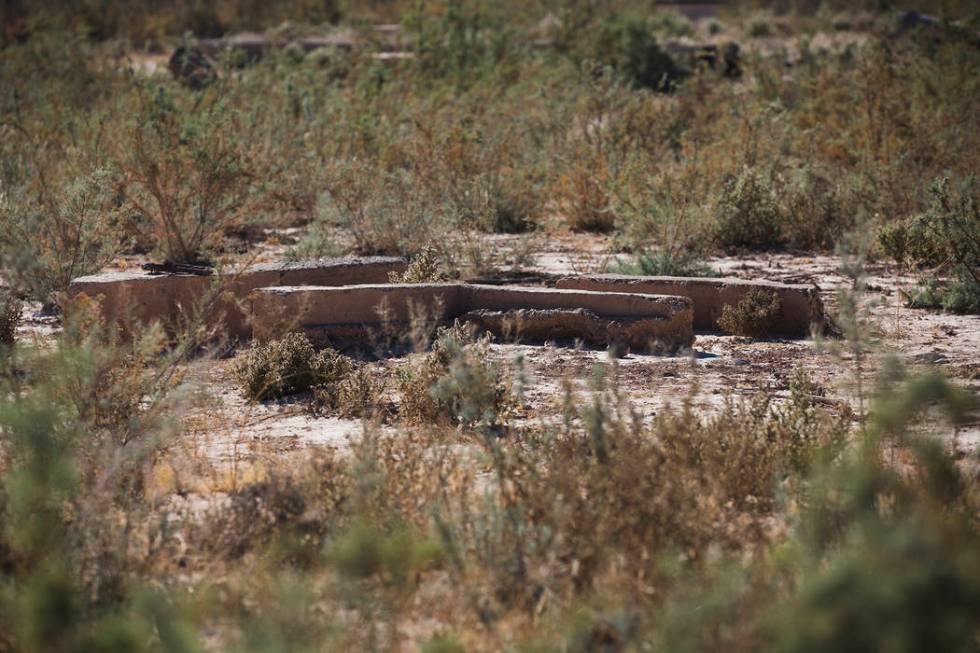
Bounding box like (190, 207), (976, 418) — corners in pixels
(555, 275), (823, 336)
(66, 257), (407, 339)
(249, 283), (694, 352)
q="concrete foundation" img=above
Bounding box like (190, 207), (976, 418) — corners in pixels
(555, 275), (823, 336)
(66, 257), (407, 339)
(249, 284), (694, 352)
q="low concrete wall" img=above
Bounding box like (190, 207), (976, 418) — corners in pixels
(66, 257), (407, 339)
(555, 275), (823, 336)
(249, 283), (695, 352)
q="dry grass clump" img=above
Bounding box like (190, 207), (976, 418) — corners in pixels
(558, 150), (618, 233)
(718, 289), (783, 337)
(235, 332), (355, 401)
(199, 451), (351, 562)
(388, 246), (450, 283)
(317, 366), (389, 419)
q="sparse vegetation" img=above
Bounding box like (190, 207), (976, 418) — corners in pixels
(611, 250), (716, 277)
(389, 246), (450, 283)
(718, 289), (783, 337)
(0, 291), (21, 346)
(236, 332), (355, 401)
(397, 321), (513, 427)
(881, 177), (980, 314)
(0, 2), (978, 650)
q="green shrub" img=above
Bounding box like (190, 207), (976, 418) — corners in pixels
(0, 291), (22, 347)
(313, 165), (449, 257)
(877, 214), (944, 267)
(884, 177), (980, 314)
(396, 321), (512, 427)
(747, 19), (773, 38)
(119, 84), (255, 265)
(718, 289), (783, 337)
(235, 332), (355, 401)
(589, 13), (684, 91)
(782, 166), (855, 250)
(714, 167), (785, 252)
(0, 169), (124, 304)
(611, 251), (716, 277)
(404, 0), (518, 86)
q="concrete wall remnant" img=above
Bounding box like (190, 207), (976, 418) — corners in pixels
(249, 283), (695, 352)
(555, 274), (823, 336)
(66, 257), (408, 339)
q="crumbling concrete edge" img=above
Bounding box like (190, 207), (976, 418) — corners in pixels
(555, 274), (824, 336)
(66, 257), (408, 339)
(248, 283), (695, 353)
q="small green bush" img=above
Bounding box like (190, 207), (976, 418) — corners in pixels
(235, 333), (355, 401)
(590, 13), (684, 91)
(747, 19), (773, 38)
(0, 169), (124, 303)
(714, 167), (785, 252)
(405, 0), (518, 86)
(877, 214), (943, 267)
(396, 322), (512, 427)
(611, 251), (716, 277)
(119, 85), (254, 265)
(0, 292), (22, 347)
(882, 177), (980, 314)
(718, 289), (783, 337)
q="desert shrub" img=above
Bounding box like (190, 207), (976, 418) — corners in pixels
(587, 13), (684, 91)
(0, 168), (124, 304)
(311, 164), (449, 257)
(557, 148), (617, 233)
(747, 19), (774, 38)
(405, 0), (519, 86)
(612, 151), (716, 255)
(781, 166), (856, 250)
(202, 453), (351, 561)
(611, 251), (715, 277)
(718, 289), (783, 337)
(883, 177), (980, 314)
(389, 246), (451, 283)
(448, 168), (539, 234)
(0, 291), (22, 347)
(327, 518), (444, 588)
(235, 332), (355, 401)
(0, 314), (201, 650)
(118, 84), (255, 265)
(316, 366), (388, 419)
(396, 321), (512, 427)
(877, 213), (943, 267)
(714, 167), (785, 252)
